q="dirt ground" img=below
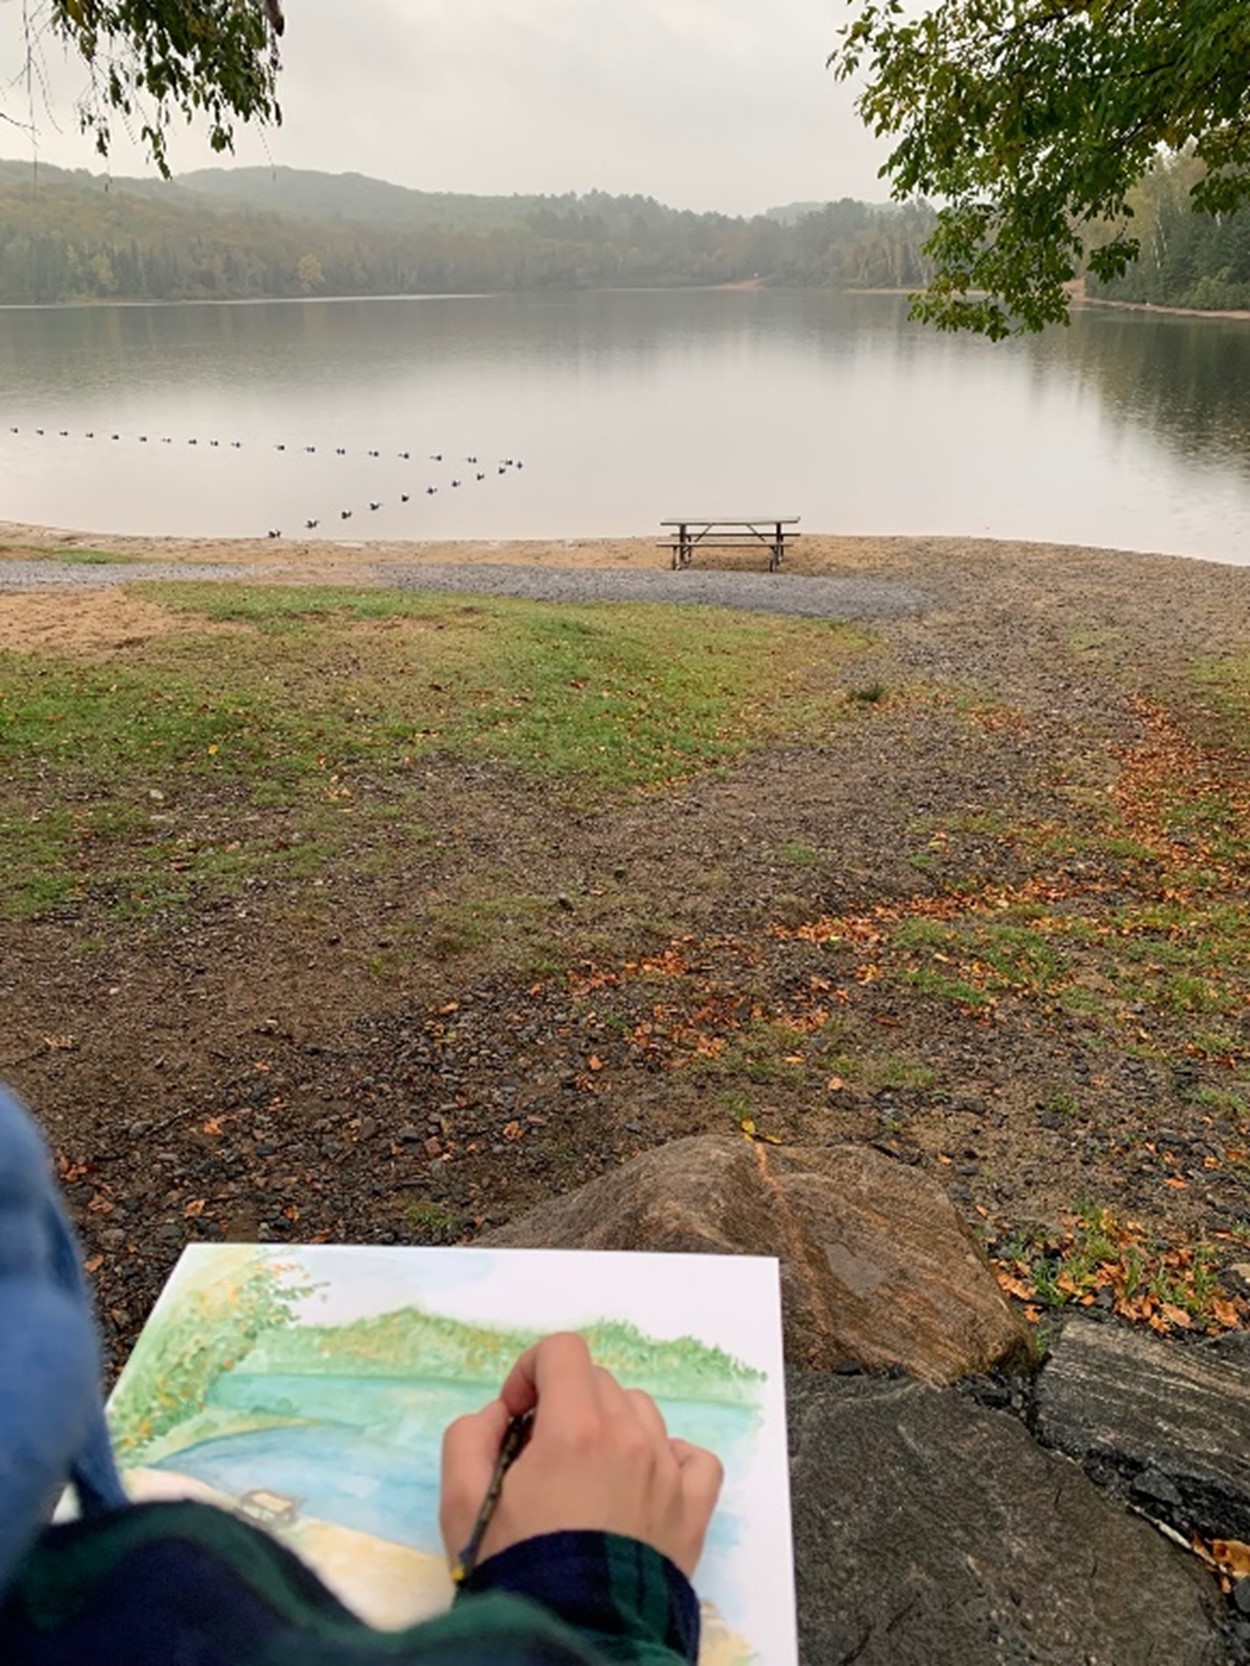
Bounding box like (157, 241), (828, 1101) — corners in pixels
(2, 525), (1249, 1374)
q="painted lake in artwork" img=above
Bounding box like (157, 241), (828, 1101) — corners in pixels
(3, 288), (1250, 562)
(161, 1373), (752, 1573)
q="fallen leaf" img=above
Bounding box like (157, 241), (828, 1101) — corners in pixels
(1161, 1303), (1193, 1328)
(587, 1054), (605, 1072)
(1213, 1540), (1250, 1579)
(994, 1269), (1038, 1302)
(184, 1198), (206, 1218)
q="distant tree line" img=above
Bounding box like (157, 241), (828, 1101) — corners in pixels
(1087, 153), (1250, 313)
(0, 163), (937, 304)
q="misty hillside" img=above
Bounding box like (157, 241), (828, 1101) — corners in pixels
(0, 159), (935, 303)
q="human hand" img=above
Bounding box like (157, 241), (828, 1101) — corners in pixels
(439, 1332), (723, 1579)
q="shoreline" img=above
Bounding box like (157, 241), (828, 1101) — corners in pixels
(2, 520), (1241, 586)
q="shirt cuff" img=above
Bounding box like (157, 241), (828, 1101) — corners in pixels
(457, 1530), (700, 1666)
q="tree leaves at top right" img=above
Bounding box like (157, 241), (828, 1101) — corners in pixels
(831, 0), (1250, 337)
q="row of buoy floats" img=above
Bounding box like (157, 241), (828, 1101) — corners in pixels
(6, 424), (522, 467)
(4, 424), (526, 538)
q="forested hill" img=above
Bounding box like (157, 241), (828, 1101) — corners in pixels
(1087, 152), (1250, 313)
(0, 159), (935, 304)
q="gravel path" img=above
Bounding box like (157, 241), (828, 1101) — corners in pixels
(0, 556), (934, 619)
(0, 561), (266, 589)
(382, 563), (935, 618)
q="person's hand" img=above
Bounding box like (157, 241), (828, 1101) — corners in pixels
(440, 1332), (723, 1579)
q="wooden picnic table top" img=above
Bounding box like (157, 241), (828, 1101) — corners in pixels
(660, 516), (800, 526)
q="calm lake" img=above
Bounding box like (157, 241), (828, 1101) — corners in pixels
(3, 288), (1250, 563)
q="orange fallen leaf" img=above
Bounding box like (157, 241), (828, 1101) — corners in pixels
(502, 1121), (524, 1141)
(83, 1254), (104, 1274)
(184, 1198), (207, 1218)
(587, 1054), (605, 1072)
(1163, 1177), (1189, 1190)
(995, 1269), (1038, 1302)
(1213, 1540), (1250, 1579)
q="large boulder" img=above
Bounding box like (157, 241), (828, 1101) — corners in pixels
(1035, 1314), (1250, 1542)
(480, 1135), (1028, 1383)
(788, 1374), (1224, 1666)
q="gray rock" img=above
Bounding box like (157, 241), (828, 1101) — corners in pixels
(788, 1374), (1223, 1666)
(1036, 1314), (1250, 1542)
(480, 1135), (1027, 1382)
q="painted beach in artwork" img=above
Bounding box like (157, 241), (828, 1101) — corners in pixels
(107, 1244), (797, 1666)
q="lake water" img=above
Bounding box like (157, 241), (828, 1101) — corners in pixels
(3, 289), (1250, 563)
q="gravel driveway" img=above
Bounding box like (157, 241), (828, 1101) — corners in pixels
(0, 557), (932, 620)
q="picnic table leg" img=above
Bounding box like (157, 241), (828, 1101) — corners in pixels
(771, 523), (783, 572)
(680, 524), (692, 569)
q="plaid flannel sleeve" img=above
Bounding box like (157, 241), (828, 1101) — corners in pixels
(458, 1531), (700, 1666)
(3, 1506), (700, 1666)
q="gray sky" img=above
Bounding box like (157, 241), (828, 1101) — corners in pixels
(2, 0), (892, 214)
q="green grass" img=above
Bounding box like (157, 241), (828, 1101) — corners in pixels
(56, 547), (130, 565)
(0, 584), (874, 922)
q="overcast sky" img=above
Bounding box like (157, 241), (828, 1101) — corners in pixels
(1, 0), (892, 214)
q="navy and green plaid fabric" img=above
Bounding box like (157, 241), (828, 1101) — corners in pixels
(0, 1501), (700, 1666)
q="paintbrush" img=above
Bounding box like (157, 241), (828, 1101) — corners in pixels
(451, 1410), (534, 1585)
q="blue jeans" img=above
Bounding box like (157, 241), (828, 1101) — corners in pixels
(0, 1082), (127, 1597)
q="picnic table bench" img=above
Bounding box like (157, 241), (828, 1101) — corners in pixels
(660, 517), (800, 573)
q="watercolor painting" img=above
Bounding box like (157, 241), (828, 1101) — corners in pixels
(107, 1244), (797, 1666)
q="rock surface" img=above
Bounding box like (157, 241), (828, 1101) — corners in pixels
(481, 1135), (1028, 1382)
(788, 1373), (1224, 1666)
(1035, 1314), (1250, 1542)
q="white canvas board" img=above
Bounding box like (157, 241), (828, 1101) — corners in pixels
(107, 1243), (798, 1666)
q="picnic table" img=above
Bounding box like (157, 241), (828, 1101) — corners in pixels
(660, 517), (800, 573)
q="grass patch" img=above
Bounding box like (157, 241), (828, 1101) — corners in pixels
(993, 1204), (1238, 1330)
(56, 547), (130, 565)
(0, 584), (874, 922)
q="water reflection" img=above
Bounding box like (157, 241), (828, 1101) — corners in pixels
(1, 291), (1248, 561)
